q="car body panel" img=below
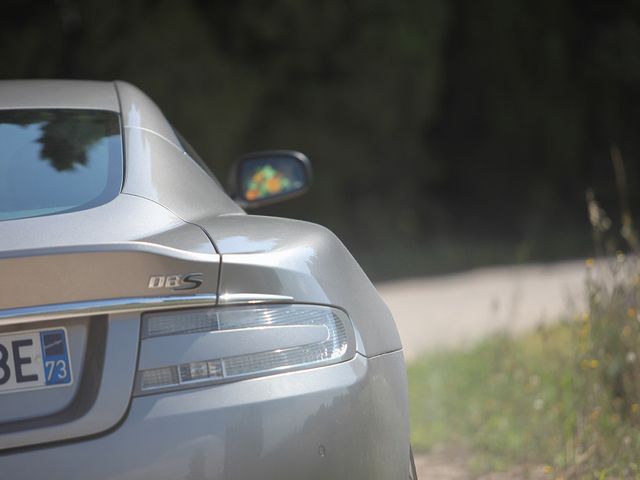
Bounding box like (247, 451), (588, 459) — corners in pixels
(115, 80), (243, 221)
(0, 80), (119, 111)
(120, 127), (242, 221)
(115, 80), (182, 149)
(0, 79), (410, 477)
(0, 193), (219, 315)
(0, 243), (220, 312)
(0, 194), (215, 254)
(201, 214), (403, 357)
(0, 318), (88, 423)
(0, 313), (139, 450)
(0, 195), (220, 316)
(0, 351), (410, 480)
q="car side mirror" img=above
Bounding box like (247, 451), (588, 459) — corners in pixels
(228, 150), (312, 208)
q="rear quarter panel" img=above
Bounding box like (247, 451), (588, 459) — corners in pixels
(201, 214), (403, 358)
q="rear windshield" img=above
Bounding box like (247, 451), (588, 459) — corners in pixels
(0, 109), (122, 221)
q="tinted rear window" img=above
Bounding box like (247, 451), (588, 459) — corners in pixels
(0, 109), (122, 221)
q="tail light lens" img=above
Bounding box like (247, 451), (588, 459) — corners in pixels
(134, 304), (356, 395)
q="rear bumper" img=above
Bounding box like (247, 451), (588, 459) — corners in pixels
(0, 351), (409, 480)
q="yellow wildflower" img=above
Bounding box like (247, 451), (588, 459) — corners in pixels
(579, 323), (590, 337)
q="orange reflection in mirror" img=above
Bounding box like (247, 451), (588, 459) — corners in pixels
(244, 164), (293, 201)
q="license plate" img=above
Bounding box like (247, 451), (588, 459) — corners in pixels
(0, 328), (73, 395)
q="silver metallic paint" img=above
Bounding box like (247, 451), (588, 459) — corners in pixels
(115, 81), (182, 149)
(206, 214), (403, 357)
(0, 242), (219, 312)
(0, 194), (215, 254)
(120, 127), (242, 221)
(0, 313), (140, 450)
(1, 351), (410, 480)
(0, 80), (410, 478)
(0, 80), (119, 111)
(112, 80), (401, 356)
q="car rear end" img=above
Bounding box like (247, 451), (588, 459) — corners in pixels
(0, 80), (411, 479)
(1, 276), (409, 479)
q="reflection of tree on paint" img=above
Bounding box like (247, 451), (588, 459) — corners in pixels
(244, 164), (293, 201)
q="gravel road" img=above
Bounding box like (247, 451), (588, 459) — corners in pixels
(377, 260), (588, 360)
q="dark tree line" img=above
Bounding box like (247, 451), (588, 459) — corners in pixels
(2, 0), (639, 277)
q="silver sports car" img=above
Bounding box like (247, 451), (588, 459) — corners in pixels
(0, 80), (414, 479)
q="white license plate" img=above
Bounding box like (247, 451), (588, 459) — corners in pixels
(0, 327), (73, 395)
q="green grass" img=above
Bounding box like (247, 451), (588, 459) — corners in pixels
(408, 325), (578, 473)
(408, 317), (640, 477)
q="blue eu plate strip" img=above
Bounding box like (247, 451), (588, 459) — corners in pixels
(40, 329), (72, 385)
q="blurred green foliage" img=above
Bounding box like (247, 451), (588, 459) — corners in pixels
(408, 326), (578, 474)
(408, 213), (640, 476)
(2, 0), (639, 278)
(408, 320), (640, 477)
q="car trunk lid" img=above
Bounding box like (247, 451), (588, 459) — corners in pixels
(0, 237), (220, 450)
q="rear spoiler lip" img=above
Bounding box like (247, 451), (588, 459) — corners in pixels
(0, 294), (218, 326)
(0, 241), (221, 314)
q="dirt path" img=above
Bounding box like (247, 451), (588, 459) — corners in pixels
(376, 260), (588, 478)
(413, 447), (548, 480)
(376, 260), (587, 360)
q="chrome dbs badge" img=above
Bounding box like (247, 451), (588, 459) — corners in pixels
(148, 273), (203, 291)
